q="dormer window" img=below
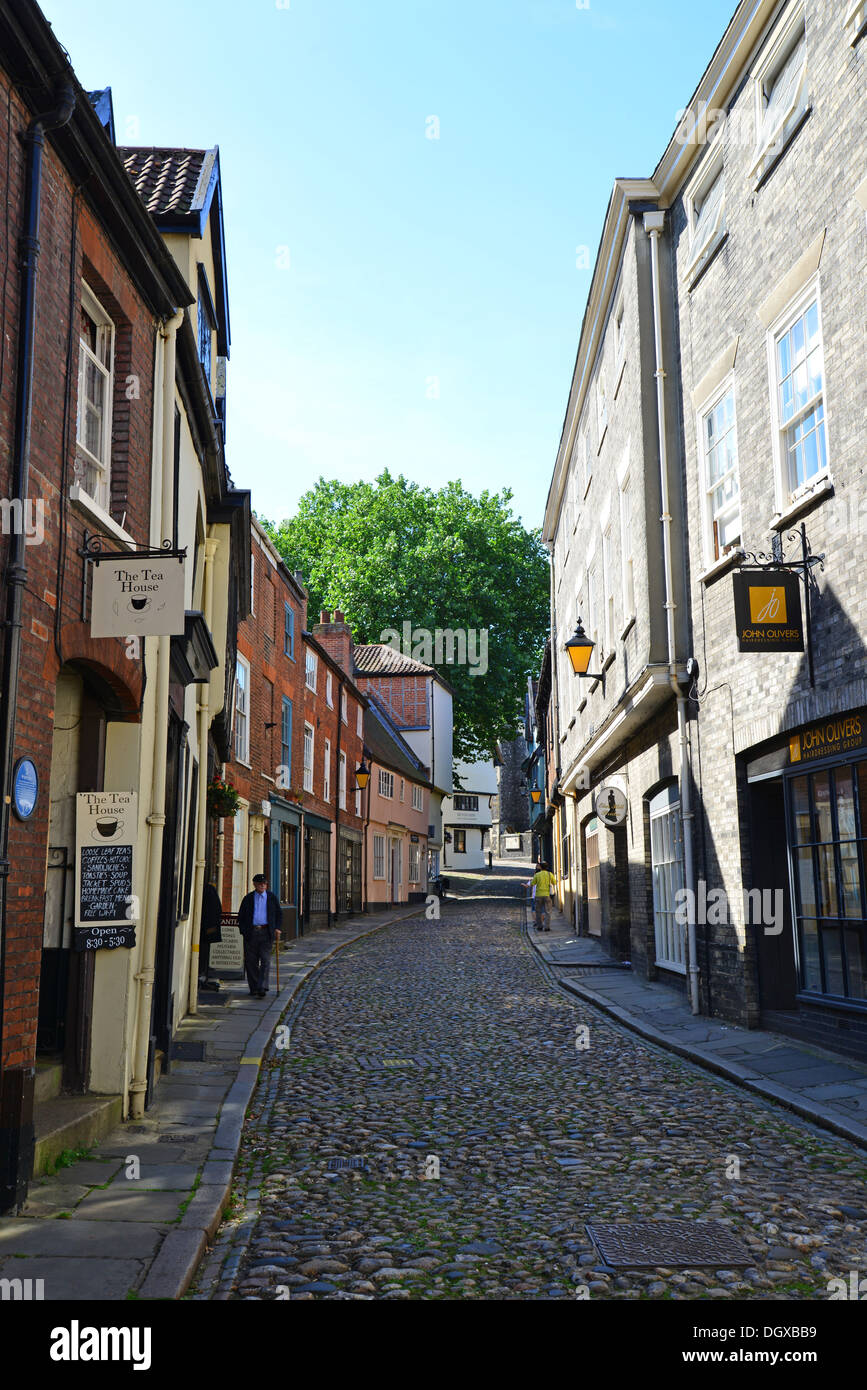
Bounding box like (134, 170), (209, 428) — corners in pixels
(197, 268), (215, 388)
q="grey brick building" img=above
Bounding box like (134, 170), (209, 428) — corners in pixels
(544, 0), (867, 1055)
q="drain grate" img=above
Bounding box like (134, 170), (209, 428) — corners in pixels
(585, 1219), (752, 1268)
(326, 1156), (367, 1172)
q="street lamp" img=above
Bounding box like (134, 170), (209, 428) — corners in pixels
(530, 788), (541, 804)
(565, 617), (602, 679)
(355, 759), (370, 790)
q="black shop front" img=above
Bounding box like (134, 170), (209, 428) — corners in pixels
(746, 707), (867, 1060)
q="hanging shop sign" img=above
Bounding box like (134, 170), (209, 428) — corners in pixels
(74, 791), (138, 949)
(594, 785), (628, 827)
(12, 757), (38, 820)
(732, 570), (803, 653)
(788, 709), (866, 765)
(90, 554), (186, 638)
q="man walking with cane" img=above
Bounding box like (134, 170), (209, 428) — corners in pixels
(237, 873), (282, 997)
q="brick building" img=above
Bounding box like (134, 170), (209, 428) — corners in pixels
(544, 0), (867, 1056)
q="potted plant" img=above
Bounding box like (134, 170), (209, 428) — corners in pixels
(207, 776), (241, 820)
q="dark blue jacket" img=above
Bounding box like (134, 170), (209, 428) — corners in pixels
(237, 889), (282, 943)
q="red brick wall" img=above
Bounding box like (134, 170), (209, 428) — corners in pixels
(356, 673), (429, 729)
(0, 76), (156, 1069)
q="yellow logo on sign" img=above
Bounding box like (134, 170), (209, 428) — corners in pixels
(789, 735), (801, 763)
(749, 586), (786, 624)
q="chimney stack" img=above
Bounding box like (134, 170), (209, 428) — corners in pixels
(312, 608), (353, 677)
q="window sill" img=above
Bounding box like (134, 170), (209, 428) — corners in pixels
(69, 484), (137, 548)
(601, 651), (616, 674)
(578, 697), (587, 714)
(583, 474), (592, 500)
(596, 424), (608, 456)
(771, 474), (833, 531)
(613, 355), (626, 399)
(234, 759), (252, 770)
(620, 615), (636, 640)
(752, 105), (812, 192)
(686, 230), (729, 292)
(699, 547), (744, 586)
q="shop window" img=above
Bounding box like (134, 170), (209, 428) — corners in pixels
(649, 785), (686, 973)
(787, 763), (867, 1002)
(279, 823), (296, 903)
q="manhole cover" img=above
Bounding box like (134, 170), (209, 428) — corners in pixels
(326, 1156), (367, 1171)
(585, 1220), (752, 1268)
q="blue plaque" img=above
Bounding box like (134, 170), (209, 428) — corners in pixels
(13, 757), (38, 820)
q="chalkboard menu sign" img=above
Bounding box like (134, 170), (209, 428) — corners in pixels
(75, 791), (138, 950)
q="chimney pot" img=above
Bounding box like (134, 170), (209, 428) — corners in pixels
(320, 609), (331, 623)
(334, 609), (345, 622)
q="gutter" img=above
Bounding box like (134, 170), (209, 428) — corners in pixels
(0, 81), (75, 1213)
(644, 209), (699, 1016)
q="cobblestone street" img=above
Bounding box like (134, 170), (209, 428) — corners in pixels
(197, 889), (867, 1301)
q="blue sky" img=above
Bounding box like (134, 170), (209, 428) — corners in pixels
(43, 0), (735, 532)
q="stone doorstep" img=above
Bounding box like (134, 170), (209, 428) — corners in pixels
(32, 1094), (124, 1178)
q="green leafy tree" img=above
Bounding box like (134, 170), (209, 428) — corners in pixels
(262, 471), (548, 761)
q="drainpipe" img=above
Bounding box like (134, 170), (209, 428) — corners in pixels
(0, 84), (75, 1211)
(644, 210), (699, 1015)
(129, 308), (183, 1117)
(334, 676), (343, 919)
(187, 534), (218, 1013)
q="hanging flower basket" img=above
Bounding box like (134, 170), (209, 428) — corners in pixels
(207, 777), (241, 819)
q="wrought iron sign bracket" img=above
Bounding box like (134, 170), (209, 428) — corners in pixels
(77, 532), (187, 622)
(735, 521), (825, 687)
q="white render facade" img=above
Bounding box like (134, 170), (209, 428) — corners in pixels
(442, 758), (498, 871)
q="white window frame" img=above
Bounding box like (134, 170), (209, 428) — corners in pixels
(582, 431), (592, 494)
(339, 751), (347, 810)
(766, 276), (829, 511)
(250, 552), (255, 616)
(619, 474), (635, 623)
(76, 282), (115, 512)
(341, 687), (348, 724)
(234, 655), (250, 764)
(750, 5), (808, 183)
(323, 738), (331, 801)
(696, 374), (742, 566)
(378, 769), (394, 799)
(650, 787), (686, 974)
(596, 365), (608, 450)
(373, 833), (386, 880)
(357, 705), (363, 736)
(409, 842), (421, 884)
(400, 778), (405, 802)
(846, 0), (866, 45)
(355, 786), (361, 817)
(684, 144), (725, 279)
(325, 671), (333, 707)
(613, 293), (626, 392)
(586, 563), (599, 662)
(305, 649), (318, 692)
(303, 722), (315, 793)
(412, 784), (423, 812)
(601, 524), (615, 655)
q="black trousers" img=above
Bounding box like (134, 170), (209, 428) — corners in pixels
(244, 928), (272, 993)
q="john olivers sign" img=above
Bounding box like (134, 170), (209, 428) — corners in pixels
(732, 570), (804, 653)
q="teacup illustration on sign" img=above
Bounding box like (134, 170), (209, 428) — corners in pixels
(92, 818), (119, 840)
(112, 597), (167, 627)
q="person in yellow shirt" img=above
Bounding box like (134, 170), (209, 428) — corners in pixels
(527, 861), (556, 931)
